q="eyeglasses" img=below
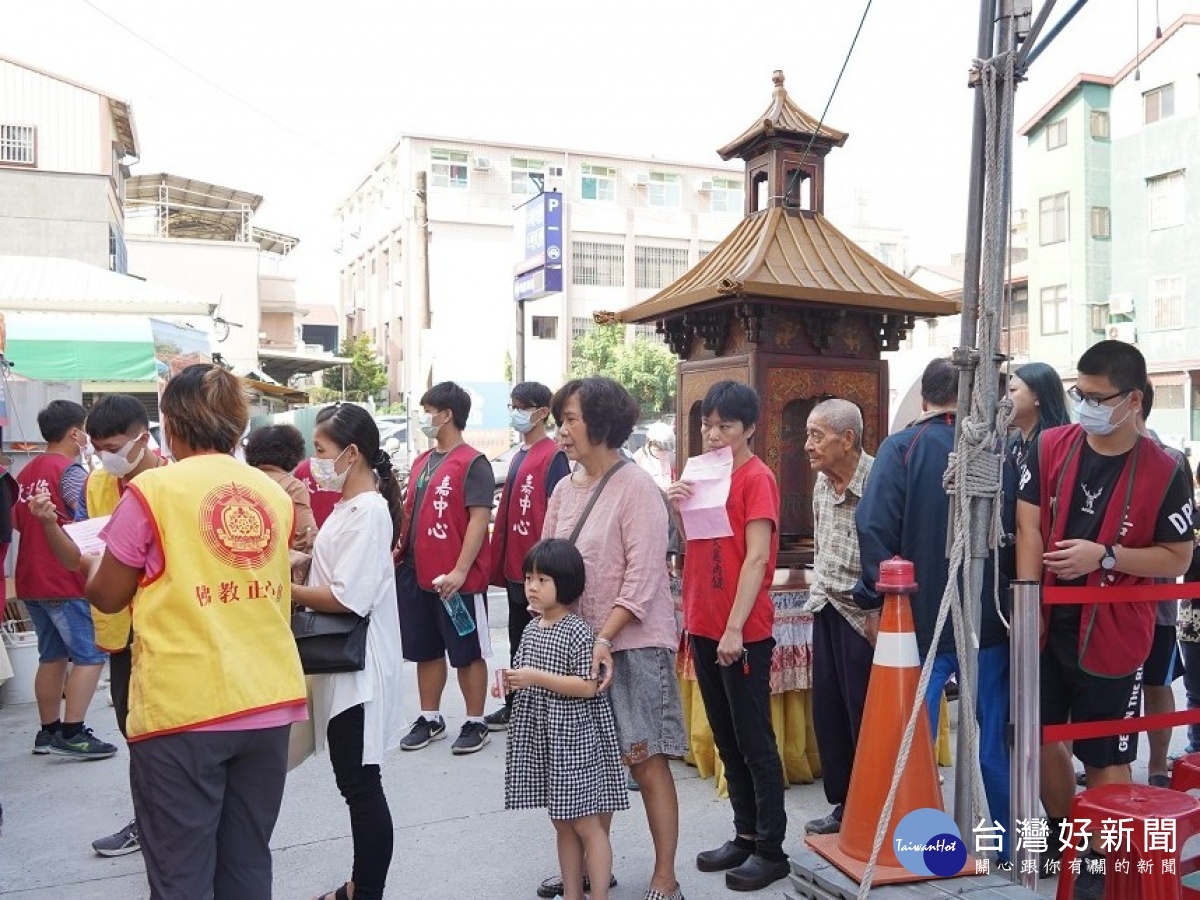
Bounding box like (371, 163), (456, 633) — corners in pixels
(1067, 385), (1130, 409)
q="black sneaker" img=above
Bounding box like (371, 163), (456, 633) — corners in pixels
(32, 728), (55, 755)
(451, 721), (490, 755)
(483, 706), (511, 731)
(47, 727), (118, 760)
(92, 819), (141, 857)
(399, 716), (447, 751)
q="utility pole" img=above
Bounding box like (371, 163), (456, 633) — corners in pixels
(514, 300), (526, 383)
(413, 170), (432, 393)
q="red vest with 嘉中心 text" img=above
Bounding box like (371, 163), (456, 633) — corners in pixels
(1037, 424), (1185, 677)
(13, 453), (87, 600)
(490, 437), (558, 586)
(400, 443), (490, 594)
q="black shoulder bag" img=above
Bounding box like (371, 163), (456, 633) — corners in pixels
(291, 610), (370, 674)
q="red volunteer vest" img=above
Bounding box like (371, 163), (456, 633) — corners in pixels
(1038, 424), (1183, 677)
(400, 443), (490, 593)
(490, 438), (559, 586)
(13, 453), (87, 599)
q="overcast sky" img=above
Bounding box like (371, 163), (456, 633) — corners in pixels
(4, 0), (1190, 304)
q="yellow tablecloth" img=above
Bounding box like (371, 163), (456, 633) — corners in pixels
(677, 588), (952, 797)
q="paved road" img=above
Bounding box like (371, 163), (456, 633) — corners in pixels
(0, 590), (1173, 898)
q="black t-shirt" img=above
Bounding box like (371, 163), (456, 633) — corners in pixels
(1019, 436), (1195, 621)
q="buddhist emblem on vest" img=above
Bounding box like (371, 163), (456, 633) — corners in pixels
(200, 483), (280, 569)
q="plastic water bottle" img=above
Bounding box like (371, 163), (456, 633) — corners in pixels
(433, 576), (477, 637)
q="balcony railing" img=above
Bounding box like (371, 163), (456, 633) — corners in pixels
(1002, 325), (1029, 358)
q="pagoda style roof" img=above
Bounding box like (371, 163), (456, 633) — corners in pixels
(717, 70), (848, 160)
(617, 207), (960, 324)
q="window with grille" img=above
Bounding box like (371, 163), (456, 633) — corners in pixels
(699, 244), (717, 261)
(431, 148), (469, 189)
(1004, 288), (1029, 356)
(1039, 192), (1069, 245)
(1090, 206), (1111, 239)
(634, 246), (689, 290)
(572, 316), (597, 340)
(1144, 84), (1175, 124)
(1089, 304), (1109, 332)
(648, 172), (681, 208)
(0, 124), (35, 166)
(1046, 119), (1067, 150)
(1148, 171), (1184, 230)
(531, 315), (558, 339)
(1150, 275), (1184, 329)
(1040, 284), (1069, 334)
(710, 177), (743, 213)
(511, 157), (545, 196)
(581, 163), (616, 202)
(632, 323), (664, 343)
(1090, 110), (1110, 139)
(1156, 384), (1185, 409)
(572, 241), (624, 286)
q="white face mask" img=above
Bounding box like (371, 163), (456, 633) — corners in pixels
(510, 408), (536, 435)
(1075, 394), (1131, 436)
(418, 411), (442, 440)
(309, 447), (350, 493)
(98, 434), (147, 478)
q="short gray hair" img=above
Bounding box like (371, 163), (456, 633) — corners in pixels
(808, 399), (863, 449)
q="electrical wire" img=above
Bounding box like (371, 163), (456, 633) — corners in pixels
(77, 0), (362, 168)
(789, 0), (876, 194)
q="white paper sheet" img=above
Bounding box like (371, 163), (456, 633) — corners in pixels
(677, 445), (734, 539)
(62, 515), (110, 556)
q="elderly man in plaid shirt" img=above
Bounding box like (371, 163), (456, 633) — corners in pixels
(802, 399), (875, 836)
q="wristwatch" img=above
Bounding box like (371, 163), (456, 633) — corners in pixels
(1100, 544), (1117, 571)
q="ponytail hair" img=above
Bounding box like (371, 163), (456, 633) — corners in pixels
(314, 404), (405, 545)
(160, 364), (248, 454)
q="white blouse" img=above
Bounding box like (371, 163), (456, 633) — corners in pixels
(306, 491), (405, 764)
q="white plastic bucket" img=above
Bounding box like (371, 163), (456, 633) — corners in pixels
(0, 631), (39, 706)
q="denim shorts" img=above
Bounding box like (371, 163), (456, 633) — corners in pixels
(607, 647), (687, 765)
(25, 599), (107, 666)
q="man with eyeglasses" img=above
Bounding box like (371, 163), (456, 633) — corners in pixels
(1016, 340), (1194, 894)
(483, 381), (570, 730)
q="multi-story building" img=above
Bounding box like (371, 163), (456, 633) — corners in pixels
(0, 54), (137, 272)
(1019, 13), (1200, 443)
(123, 172), (338, 391)
(335, 135), (746, 414)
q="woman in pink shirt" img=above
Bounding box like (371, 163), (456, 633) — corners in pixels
(543, 377), (686, 900)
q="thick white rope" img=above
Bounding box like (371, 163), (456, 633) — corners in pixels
(856, 50), (1016, 898)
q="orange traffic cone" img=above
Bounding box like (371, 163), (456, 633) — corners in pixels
(807, 556), (969, 885)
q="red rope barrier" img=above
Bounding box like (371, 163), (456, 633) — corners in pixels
(1044, 707), (1200, 744)
(1042, 581), (1200, 605)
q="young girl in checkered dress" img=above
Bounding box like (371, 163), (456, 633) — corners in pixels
(501, 539), (628, 900)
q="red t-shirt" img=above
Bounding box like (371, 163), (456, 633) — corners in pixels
(682, 455), (780, 642)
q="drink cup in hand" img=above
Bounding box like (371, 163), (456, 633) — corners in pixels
(493, 668), (508, 698)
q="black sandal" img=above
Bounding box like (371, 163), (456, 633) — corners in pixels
(311, 883), (351, 900)
(536, 873), (618, 898)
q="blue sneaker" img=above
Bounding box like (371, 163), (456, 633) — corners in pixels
(47, 727), (118, 760)
(32, 728), (55, 755)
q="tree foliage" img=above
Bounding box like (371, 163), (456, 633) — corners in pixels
(569, 325), (676, 415)
(334, 333), (388, 402)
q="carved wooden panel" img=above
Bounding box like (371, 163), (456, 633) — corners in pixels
(762, 366), (881, 539)
(678, 359), (751, 464)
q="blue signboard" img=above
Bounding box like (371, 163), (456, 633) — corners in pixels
(513, 191), (563, 302)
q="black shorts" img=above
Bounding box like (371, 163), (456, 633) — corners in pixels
(1041, 623), (1141, 769)
(1143, 624), (1185, 686)
(395, 563), (489, 668)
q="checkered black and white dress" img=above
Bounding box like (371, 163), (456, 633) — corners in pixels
(504, 613), (629, 820)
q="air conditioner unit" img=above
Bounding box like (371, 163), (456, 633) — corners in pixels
(548, 166), (564, 177)
(631, 172), (649, 187)
(696, 179), (714, 193)
(472, 155), (492, 171)
(1108, 322), (1137, 343)
(1109, 292), (1135, 316)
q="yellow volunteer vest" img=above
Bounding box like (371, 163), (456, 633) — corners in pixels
(124, 454), (305, 740)
(85, 470), (132, 653)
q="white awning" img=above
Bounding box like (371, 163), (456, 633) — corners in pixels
(0, 256), (216, 315)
